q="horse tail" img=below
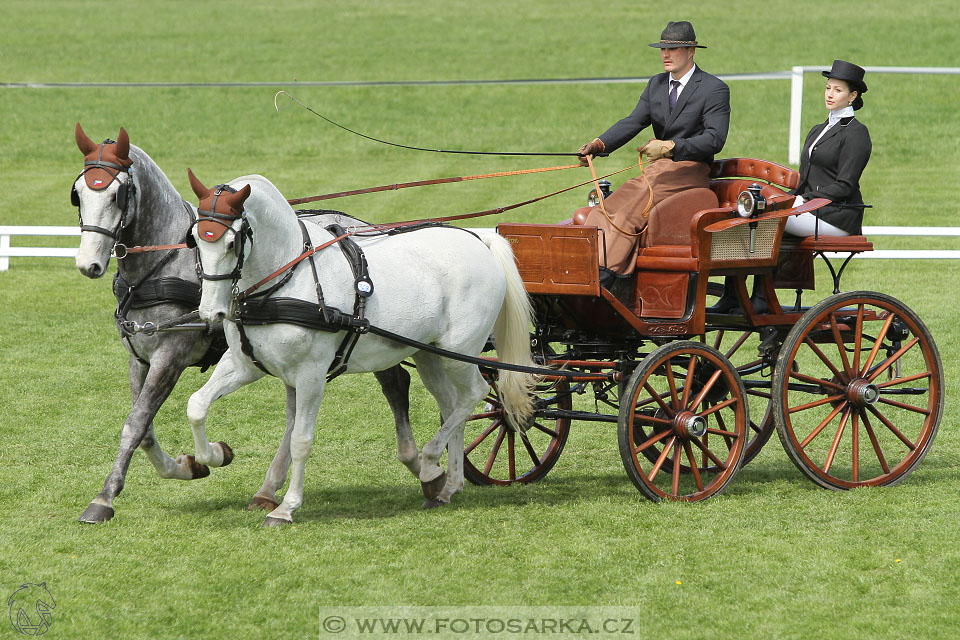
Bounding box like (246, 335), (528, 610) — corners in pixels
(480, 232), (537, 430)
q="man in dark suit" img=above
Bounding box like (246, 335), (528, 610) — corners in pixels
(578, 21), (730, 277)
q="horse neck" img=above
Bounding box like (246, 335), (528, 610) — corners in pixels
(118, 147), (195, 282)
(239, 186), (304, 288)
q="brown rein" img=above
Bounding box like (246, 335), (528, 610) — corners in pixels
(286, 163), (582, 205)
(237, 162), (642, 300)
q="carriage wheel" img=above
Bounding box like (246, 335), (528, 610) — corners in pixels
(618, 341), (748, 502)
(772, 292), (943, 489)
(701, 328), (776, 467)
(463, 378), (571, 486)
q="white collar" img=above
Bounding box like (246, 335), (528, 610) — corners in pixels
(827, 105), (855, 126)
(670, 63), (697, 88)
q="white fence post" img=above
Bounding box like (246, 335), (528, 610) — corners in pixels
(0, 234), (9, 271)
(788, 66), (804, 166)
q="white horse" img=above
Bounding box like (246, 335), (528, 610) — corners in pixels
(185, 170), (536, 525)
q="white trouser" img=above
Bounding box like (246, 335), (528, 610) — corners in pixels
(784, 196), (849, 237)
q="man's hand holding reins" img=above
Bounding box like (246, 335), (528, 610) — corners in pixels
(639, 139), (675, 161)
(578, 138), (605, 166)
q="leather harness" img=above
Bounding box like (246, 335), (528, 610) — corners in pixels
(232, 220), (375, 381)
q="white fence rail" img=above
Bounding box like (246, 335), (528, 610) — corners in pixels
(2, 225), (960, 272)
(788, 66), (960, 165)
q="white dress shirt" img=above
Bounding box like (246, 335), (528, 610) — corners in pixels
(669, 63), (697, 101)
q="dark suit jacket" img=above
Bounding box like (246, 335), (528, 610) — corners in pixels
(793, 116), (872, 235)
(598, 65), (730, 164)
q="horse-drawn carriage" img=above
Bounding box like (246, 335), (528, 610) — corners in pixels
(70, 124), (942, 523)
(465, 157), (943, 501)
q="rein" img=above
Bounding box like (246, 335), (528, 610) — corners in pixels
(235, 162), (640, 301)
(287, 163), (582, 205)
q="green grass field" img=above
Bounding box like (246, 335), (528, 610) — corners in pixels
(2, 1), (960, 638)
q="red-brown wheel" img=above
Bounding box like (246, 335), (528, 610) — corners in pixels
(701, 328), (777, 467)
(463, 378), (571, 486)
(618, 341), (749, 502)
(772, 292), (943, 489)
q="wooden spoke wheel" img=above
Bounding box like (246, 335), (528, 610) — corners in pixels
(618, 341), (749, 502)
(701, 328), (777, 467)
(463, 378), (571, 486)
(772, 292), (943, 489)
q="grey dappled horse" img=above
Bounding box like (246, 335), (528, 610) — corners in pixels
(72, 125), (415, 522)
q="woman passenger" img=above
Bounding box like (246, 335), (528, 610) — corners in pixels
(787, 60), (872, 236)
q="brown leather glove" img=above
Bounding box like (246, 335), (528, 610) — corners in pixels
(639, 139), (675, 162)
(577, 138), (605, 167)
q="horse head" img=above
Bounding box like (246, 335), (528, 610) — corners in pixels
(187, 168), (252, 324)
(73, 122), (135, 278)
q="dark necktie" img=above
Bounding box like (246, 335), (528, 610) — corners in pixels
(669, 80), (680, 110)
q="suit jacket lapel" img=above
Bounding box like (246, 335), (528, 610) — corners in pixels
(665, 67), (701, 128)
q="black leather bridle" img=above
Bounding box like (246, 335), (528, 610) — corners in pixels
(70, 138), (136, 242)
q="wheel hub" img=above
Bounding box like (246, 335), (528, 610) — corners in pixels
(846, 378), (880, 407)
(674, 411), (707, 439)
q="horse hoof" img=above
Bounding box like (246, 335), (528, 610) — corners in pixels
(78, 503), (115, 524)
(185, 455), (211, 479)
(421, 499), (449, 509)
(262, 516), (292, 528)
(217, 442), (234, 466)
(420, 472), (447, 501)
(247, 496), (279, 512)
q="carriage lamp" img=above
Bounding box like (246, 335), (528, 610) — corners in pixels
(736, 183), (767, 254)
(588, 180), (613, 207)
(736, 183), (767, 219)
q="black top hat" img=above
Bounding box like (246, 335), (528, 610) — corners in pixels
(822, 60), (868, 94)
(649, 21), (706, 49)
(822, 60), (867, 110)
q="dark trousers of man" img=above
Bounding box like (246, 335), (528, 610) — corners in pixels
(583, 159), (710, 275)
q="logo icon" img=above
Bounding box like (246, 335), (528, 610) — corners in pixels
(8, 583), (55, 636)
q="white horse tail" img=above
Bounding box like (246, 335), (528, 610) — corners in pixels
(481, 232), (537, 430)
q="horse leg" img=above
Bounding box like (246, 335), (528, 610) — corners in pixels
(373, 365), (420, 478)
(248, 384), (296, 511)
(413, 355), (487, 507)
(121, 357), (207, 480)
(187, 348), (264, 469)
(79, 349), (195, 524)
(263, 373), (325, 527)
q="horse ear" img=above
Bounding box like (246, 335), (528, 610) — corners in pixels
(228, 184), (252, 210)
(187, 168), (209, 200)
(115, 127), (130, 162)
(75, 123), (98, 155)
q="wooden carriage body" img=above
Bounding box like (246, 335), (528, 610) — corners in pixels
(466, 158), (940, 502)
(498, 158), (874, 338)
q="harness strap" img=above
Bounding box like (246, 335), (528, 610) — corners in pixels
(323, 224), (373, 380)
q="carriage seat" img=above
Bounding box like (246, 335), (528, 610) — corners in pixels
(775, 233), (874, 292)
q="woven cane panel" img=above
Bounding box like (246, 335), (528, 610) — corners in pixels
(710, 219), (780, 261)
